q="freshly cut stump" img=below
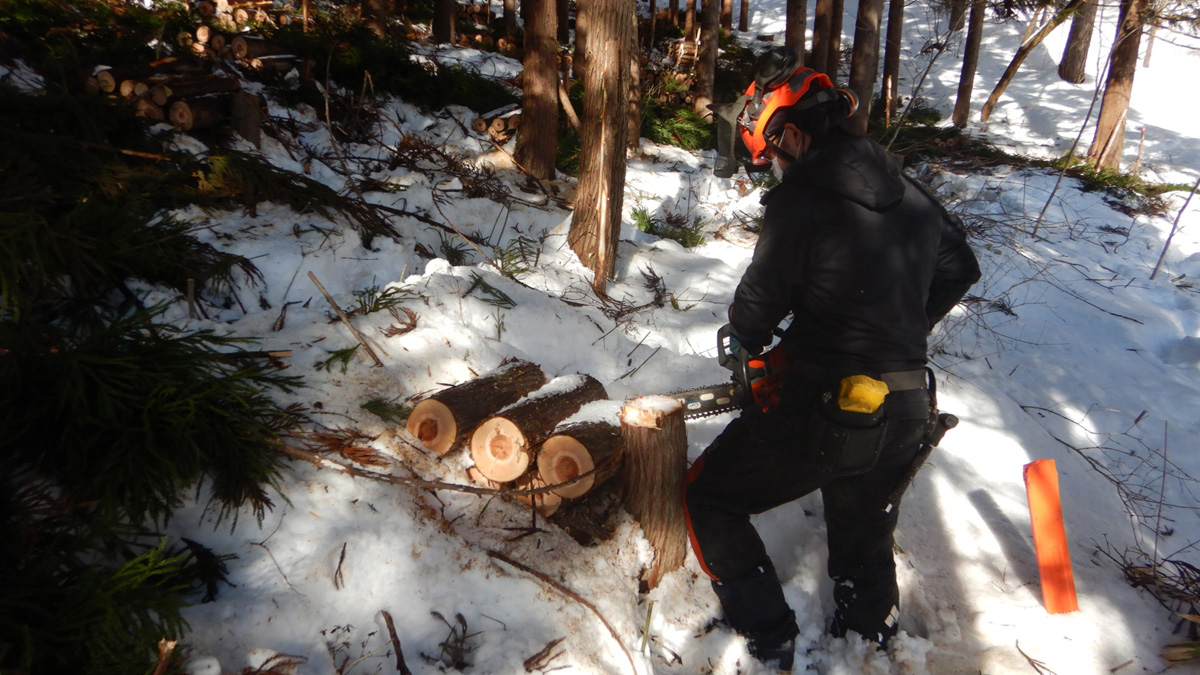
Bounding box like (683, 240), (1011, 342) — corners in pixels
(537, 420), (623, 499)
(621, 395), (689, 591)
(470, 374), (607, 483)
(405, 360), (546, 456)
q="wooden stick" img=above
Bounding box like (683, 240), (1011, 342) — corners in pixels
(307, 271), (384, 367)
(1024, 459), (1079, 614)
(558, 76), (581, 132)
(486, 550), (638, 675)
(152, 639), (177, 675)
(381, 610), (413, 675)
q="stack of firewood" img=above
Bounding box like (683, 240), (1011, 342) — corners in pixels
(668, 39), (698, 70)
(471, 103), (522, 143)
(194, 0), (295, 28)
(406, 361), (623, 517)
(654, 71), (696, 106)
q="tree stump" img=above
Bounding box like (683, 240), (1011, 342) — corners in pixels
(621, 395), (689, 591)
(406, 360), (547, 456)
(470, 374), (607, 483)
(538, 419), (623, 498)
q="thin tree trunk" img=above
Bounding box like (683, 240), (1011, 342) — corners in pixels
(629, 8), (643, 150)
(504, 0), (518, 39)
(826, 0), (844, 75)
(739, 0), (749, 32)
(785, 0), (807, 64)
(406, 360), (548, 456)
(694, 0), (721, 115)
(1087, 0), (1148, 168)
(670, 0), (680, 27)
(557, 0), (571, 43)
(847, 0), (883, 134)
(721, 0), (733, 31)
(948, 0), (968, 31)
(621, 396), (689, 591)
(574, 0), (590, 77)
(362, 0), (393, 37)
(649, 0), (658, 47)
(811, 0), (833, 73)
(881, 0), (903, 124)
(515, 0), (559, 179)
(979, 0), (1088, 123)
(1058, 0), (1096, 83)
(952, 0), (985, 127)
(1142, 17), (1158, 67)
(685, 0), (697, 39)
(433, 0), (456, 43)
(569, 0), (633, 294)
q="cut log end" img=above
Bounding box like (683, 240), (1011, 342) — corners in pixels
(406, 398), (457, 455)
(539, 434), (595, 498)
(620, 395), (683, 429)
(470, 417), (530, 482)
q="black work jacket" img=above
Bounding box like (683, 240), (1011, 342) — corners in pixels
(729, 133), (981, 373)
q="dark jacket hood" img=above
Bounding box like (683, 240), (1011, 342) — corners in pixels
(783, 133), (906, 212)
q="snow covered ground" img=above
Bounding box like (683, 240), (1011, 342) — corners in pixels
(33, 1), (1200, 673)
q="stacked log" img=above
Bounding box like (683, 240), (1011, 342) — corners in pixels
(537, 419), (623, 499)
(406, 360), (548, 456)
(668, 39), (698, 70)
(470, 374), (606, 483)
(471, 104), (522, 143)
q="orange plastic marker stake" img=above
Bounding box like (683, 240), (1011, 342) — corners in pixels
(1024, 459), (1079, 614)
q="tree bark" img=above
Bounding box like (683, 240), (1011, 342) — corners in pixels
(1087, 0), (1148, 169)
(433, 0), (457, 43)
(847, 0), (883, 134)
(811, 0), (833, 73)
(538, 420), (624, 498)
(1057, 0), (1096, 84)
(504, 0), (518, 39)
(948, 0), (968, 32)
(721, 0), (733, 31)
(515, 0), (559, 179)
(629, 8), (643, 151)
(470, 374), (608, 482)
(979, 0), (1088, 123)
(694, 0), (720, 115)
(670, 0), (680, 27)
(557, 0), (571, 42)
(880, 0), (903, 123)
(230, 92), (262, 147)
(406, 360), (548, 456)
(362, 0), (393, 37)
(785, 0), (807, 64)
(168, 96), (231, 131)
(684, 0), (697, 38)
(952, 0), (985, 127)
(569, 0), (633, 295)
(230, 36), (289, 60)
(739, 0), (749, 32)
(621, 396), (689, 591)
(826, 0), (844, 75)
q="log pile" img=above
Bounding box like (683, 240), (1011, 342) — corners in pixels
(668, 39), (699, 70)
(471, 103), (522, 143)
(407, 368), (629, 520)
(194, 0), (295, 29)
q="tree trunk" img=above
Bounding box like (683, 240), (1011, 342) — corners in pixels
(880, 0), (903, 123)
(621, 396), (689, 591)
(629, 8), (643, 150)
(470, 374), (608, 482)
(1057, 0), (1096, 83)
(694, 0), (720, 115)
(504, 0), (518, 39)
(684, 0), (697, 38)
(362, 0), (393, 37)
(433, 0), (457, 43)
(670, 0), (680, 27)
(847, 0), (883, 134)
(515, 0), (559, 179)
(826, 0), (844, 75)
(557, 0), (571, 43)
(406, 360), (547, 456)
(948, 0), (968, 32)
(573, 0), (590, 77)
(538, 420), (624, 498)
(230, 92), (262, 147)
(785, 0), (807, 65)
(952, 0), (985, 127)
(721, 0), (733, 31)
(648, 0), (658, 47)
(811, 0), (833, 73)
(739, 0), (749, 32)
(1087, 0), (1148, 169)
(569, 0), (633, 294)
(230, 36), (289, 60)
(979, 0), (1087, 123)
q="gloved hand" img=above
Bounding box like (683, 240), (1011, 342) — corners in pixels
(728, 331), (763, 359)
(718, 324), (764, 372)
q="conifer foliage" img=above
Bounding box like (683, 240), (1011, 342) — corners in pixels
(0, 41), (302, 675)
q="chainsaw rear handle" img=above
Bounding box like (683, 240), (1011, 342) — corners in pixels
(716, 324), (755, 393)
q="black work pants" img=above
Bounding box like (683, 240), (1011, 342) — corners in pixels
(682, 383), (931, 645)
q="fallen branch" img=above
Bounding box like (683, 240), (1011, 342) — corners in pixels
(486, 550), (637, 675)
(381, 610), (413, 675)
(308, 271), (385, 367)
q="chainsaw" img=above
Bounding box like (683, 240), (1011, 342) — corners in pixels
(672, 324), (791, 420)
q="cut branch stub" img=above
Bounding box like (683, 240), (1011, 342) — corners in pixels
(406, 360), (547, 456)
(538, 419), (623, 499)
(471, 374), (608, 483)
(620, 395), (689, 591)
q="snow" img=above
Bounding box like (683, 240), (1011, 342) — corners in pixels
(84, 2), (1200, 674)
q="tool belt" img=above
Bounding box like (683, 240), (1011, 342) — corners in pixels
(799, 365), (934, 476)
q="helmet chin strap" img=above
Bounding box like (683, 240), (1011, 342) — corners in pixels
(764, 135), (799, 166)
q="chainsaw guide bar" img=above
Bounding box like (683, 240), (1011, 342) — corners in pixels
(671, 383), (744, 419)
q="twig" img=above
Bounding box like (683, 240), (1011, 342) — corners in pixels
(487, 550), (638, 675)
(308, 271), (385, 367)
(1150, 176), (1200, 281)
(152, 639), (177, 675)
(381, 610), (413, 675)
(333, 542), (347, 590)
(523, 637), (566, 672)
(616, 346), (662, 380)
(1015, 640), (1056, 674)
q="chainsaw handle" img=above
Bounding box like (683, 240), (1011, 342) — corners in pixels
(716, 324), (754, 393)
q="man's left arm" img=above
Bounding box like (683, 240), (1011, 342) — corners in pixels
(926, 211), (981, 328)
(728, 195), (803, 351)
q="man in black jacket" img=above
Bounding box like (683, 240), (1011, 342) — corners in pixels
(684, 49), (981, 671)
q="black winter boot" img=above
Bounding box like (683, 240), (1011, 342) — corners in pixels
(711, 561), (799, 671)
